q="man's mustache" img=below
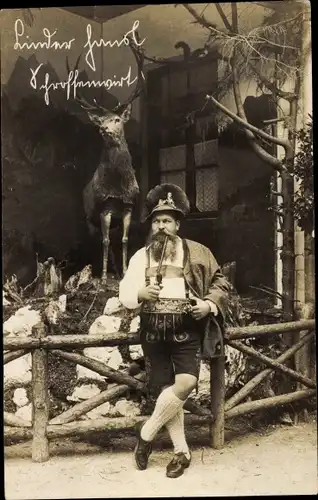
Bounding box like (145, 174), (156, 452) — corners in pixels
(151, 229), (177, 241)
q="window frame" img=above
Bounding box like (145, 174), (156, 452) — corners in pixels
(146, 52), (220, 219)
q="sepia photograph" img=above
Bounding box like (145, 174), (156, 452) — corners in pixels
(2, 1), (316, 498)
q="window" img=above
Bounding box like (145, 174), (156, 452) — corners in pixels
(147, 54), (219, 216)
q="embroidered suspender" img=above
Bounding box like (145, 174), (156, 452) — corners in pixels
(144, 245), (190, 298)
(141, 243), (192, 337)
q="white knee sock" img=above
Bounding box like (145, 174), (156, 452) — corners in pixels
(166, 408), (190, 459)
(141, 386), (185, 442)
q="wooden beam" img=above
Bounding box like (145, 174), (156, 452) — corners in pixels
(31, 322), (49, 462)
(4, 411), (32, 428)
(227, 339), (316, 389)
(3, 332), (141, 351)
(225, 389), (315, 419)
(50, 372), (146, 425)
(225, 319), (315, 340)
(225, 331), (314, 411)
(4, 414), (214, 443)
(50, 349), (145, 391)
(3, 320), (315, 350)
(209, 355), (225, 449)
(4, 349), (30, 364)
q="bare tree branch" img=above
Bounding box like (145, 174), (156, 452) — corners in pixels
(205, 93), (290, 150)
(182, 3), (229, 36)
(231, 3), (238, 33)
(248, 139), (284, 171)
(215, 4), (233, 32)
(263, 118), (287, 125)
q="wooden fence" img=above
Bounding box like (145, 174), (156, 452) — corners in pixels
(3, 318), (316, 463)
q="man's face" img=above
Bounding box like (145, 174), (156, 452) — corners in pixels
(148, 211), (180, 262)
(151, 212), (180, 236)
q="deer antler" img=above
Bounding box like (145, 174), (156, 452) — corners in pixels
(114, 32), (146, 113)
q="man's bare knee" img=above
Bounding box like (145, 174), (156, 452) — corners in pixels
(173, 374), (197, 400)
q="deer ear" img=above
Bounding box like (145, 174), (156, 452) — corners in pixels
(121, 103), (132, 123)
(87, 112), (101, 125)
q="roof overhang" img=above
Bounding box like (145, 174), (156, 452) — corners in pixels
(60, 5), (147, 23)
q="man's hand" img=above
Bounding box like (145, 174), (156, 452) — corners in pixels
(138, 284), (161, 302)
(191, 298), (216, 320)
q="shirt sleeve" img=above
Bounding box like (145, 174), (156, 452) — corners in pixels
(119, 248), (146, 310)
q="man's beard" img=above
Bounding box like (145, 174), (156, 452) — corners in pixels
(147, 230), (179, 263)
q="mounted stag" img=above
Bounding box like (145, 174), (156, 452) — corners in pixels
(69, 38), (145, 285)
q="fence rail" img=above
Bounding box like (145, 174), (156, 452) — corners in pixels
(3, 318), (316, 462)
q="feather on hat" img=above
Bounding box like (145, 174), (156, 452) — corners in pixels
(144, 183), (190, 220)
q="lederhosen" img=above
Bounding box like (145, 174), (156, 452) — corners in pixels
(140, 245), (202, 393)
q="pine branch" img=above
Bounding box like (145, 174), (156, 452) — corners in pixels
(247, 61), (296, 101)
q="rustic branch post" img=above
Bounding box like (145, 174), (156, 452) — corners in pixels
(209, 354), (225, 449)
(31, 321), (49, 462)
(225, 330), (314, 412)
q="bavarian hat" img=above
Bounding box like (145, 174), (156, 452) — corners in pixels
(144, 183), (190, 221)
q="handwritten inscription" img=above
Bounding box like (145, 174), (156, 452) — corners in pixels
(14, 19), (75, 50)
(30, 64), (138, 106)
(84, 20), (145, 71)
(13, 17), (146, 105)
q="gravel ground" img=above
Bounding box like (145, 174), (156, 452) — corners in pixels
(4, 420), (317, 499)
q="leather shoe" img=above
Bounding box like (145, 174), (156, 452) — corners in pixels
(166, 452), (191, 478)
(134, 429), (152, 470)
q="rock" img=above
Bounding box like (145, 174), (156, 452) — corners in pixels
(112, 399), (141, 417)
(89, 315), (122, 335)
(193, 362), (210, 401)
(103, 297), (125, 316)
(107, 349), (123, 370)
(15, 403), (32, 422)
(129, 316), (140, 333)
(13, 388), (29, 407)
(77, 347), (117, 382)
(44, 294), (67, 325)
(86, 402), (111, 419)
(192, 345), (246, 403)
(76, 365), (105, 382)
(58, 294), (67, 312)
(77, 265), (93, 288)
(67, 384), (101, 403)
(4, 354), (32, 384)
(64, 265), (93, 292)
(4, 306), (41, 337)
(129, 345), (143, 361)
(83, 346), (115, 364)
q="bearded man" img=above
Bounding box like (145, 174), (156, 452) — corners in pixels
(119, 184), (230, 478)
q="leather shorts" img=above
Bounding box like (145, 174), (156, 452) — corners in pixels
(140, 327), (202, 390)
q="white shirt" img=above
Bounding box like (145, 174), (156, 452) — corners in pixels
(119, 237), (217, 315)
